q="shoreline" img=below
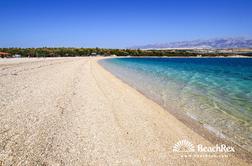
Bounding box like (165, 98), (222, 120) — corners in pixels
(0, 57), (250, 165)
(97, 57), (252, 163)
(115, 55), (252, 58)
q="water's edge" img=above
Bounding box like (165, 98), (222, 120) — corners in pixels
(98, 58), (252, 162)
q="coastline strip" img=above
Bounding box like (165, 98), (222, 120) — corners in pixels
(0, 57), (249, 165)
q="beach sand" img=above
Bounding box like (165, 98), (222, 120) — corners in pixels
(0, 57), (250, 165)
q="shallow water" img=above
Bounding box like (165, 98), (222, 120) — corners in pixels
(99, 57), (252, 152)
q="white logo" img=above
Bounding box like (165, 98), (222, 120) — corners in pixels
(172, 139), (235, 155)
(173, 139), (195, 152)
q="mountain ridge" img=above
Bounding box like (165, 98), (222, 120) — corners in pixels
(131, 38), (252, 49)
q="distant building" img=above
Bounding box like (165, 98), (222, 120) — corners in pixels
(0, 52), (10, 58)
(13, 54), (21, 58)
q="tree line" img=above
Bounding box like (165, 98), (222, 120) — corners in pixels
(0, 47), (234, 57)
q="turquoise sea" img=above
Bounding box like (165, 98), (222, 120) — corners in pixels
(99, 57), (252, 152)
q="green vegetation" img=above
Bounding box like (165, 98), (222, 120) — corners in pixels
(0, 47), (245, 57)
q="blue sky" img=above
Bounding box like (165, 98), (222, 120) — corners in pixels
(1, 0), (252, 48)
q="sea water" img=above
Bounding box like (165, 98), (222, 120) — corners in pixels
(99, 57), (252, 152)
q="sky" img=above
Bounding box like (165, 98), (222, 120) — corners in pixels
(0, 0), (252, 48)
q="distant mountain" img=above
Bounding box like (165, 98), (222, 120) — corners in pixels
(132, 38), (252, 49)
